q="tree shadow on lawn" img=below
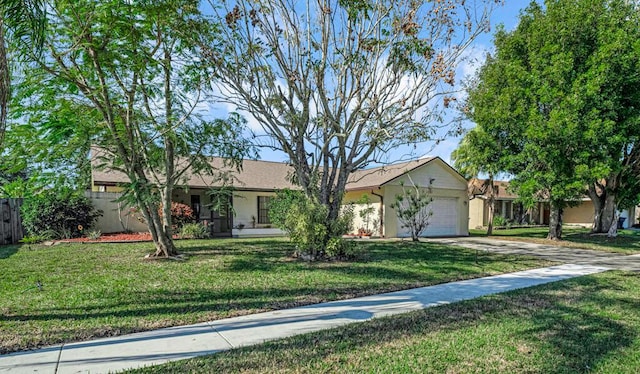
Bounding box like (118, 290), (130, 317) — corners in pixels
(0, 244), (20, 259)
(176, 240), (296, 259)
(562, 231), (640, 253)
(3, 285), (341, 324)
(2, 284), (384, 353)
(165, 274), (637, 373)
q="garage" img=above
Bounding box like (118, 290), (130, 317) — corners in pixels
(345, 157), (469, 238)
(397, 197), (459, 237)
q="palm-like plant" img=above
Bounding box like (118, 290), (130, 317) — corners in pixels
(0, 0), (45, 148)
(451, 127), (502, 235)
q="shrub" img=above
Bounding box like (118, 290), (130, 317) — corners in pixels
(159, 202), (195, 228)
(269, 189), (356, 260)
(20, 235), (49, 244)
(492, 215), (510, 228)
(179, 222), (209, 239)
(21, 189), (102, 239)
(86, 230), (102, 240)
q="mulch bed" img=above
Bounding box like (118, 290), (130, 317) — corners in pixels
(59, 232), (158, 243)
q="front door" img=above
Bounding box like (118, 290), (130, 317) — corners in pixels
(209, 195), (233, 237)
(190, 195), (201, 222)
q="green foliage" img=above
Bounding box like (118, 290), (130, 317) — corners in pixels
(492, 215), (510, 228)
(324, 236), (363, 261)
(451, 126), (502, 180)
(269, 189), (355, 259)
(464, 0), (640, 238)
(390, 181), (433, 241)
(21, 189), (102, 239)
(9, 0), (256, 256)
(86, 230), (101, 240)
(268, 189), (306, 235)
(19, 235), (48, 244)
(179, 223), (209, 239)
(206, 185), (235, 217)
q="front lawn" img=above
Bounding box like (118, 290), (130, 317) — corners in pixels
(470, 227), (640, 254)
(129, 271), (640, 374)
(0, 238), (550, 353)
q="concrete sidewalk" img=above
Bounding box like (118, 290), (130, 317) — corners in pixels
(0, 264), (608, 374)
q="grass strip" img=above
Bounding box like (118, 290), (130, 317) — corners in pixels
(1, 238), (550, 353)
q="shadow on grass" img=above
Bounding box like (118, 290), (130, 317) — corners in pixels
(133, 273), (637, 373)
(0, 244), (20, 259)
(562, 231), (640, 252)
(2, 285), (331, 324)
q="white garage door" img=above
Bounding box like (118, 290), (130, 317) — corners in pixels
(397, 197), (458, 237)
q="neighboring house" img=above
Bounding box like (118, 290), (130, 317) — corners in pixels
(90, 152), (469, 238)
(468, 179), (637, 229)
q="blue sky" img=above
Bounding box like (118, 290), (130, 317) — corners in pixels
(209, 2), (532, 166)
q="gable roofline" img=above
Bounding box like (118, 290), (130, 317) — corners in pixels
(345, 157), (467, 190)
(379, 157), (467, 187)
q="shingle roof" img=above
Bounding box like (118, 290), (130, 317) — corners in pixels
(346, 158), (436, 190)
(92, 149), (447, 192)
(468, 178), (518, 199)
(91, 149), (297, 191)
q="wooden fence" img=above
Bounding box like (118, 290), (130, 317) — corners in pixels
(0, 198), (24, 245)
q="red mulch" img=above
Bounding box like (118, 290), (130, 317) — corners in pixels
(60, 232), (156, 243)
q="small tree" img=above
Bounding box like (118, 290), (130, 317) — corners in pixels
(357, 194), (376, 236)
(390, 179), (433, 242)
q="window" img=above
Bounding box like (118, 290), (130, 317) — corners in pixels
(257, 196), (271, 224)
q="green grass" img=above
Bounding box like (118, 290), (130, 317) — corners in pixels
(470, 227), (640, 254)
(0, 238), (551, 354)
(128, 271), (640, 374)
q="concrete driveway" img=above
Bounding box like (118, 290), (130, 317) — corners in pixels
(429, 236), (640, 271)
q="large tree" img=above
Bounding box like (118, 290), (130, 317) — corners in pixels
(1, 100), (103, 196)
(11, 0), (253, 257)
(464, 0), (640, 240)
(199, 0), (499, 251)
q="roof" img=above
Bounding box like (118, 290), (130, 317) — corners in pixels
(346, 158), (438, 190)
(468, 179), (519, 200)
(91, 150), (460, 192)
(91, 150), (297, 191)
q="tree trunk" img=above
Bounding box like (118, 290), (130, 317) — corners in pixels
(144, 201), (178, 257)
(589, 184), (605, 233)
(486, 178), (496, 235)
(601, 194), (617, 233)
(547, 203), (563, 240)
(608, 210), (619, 238)
(589, 179), (618, 234)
